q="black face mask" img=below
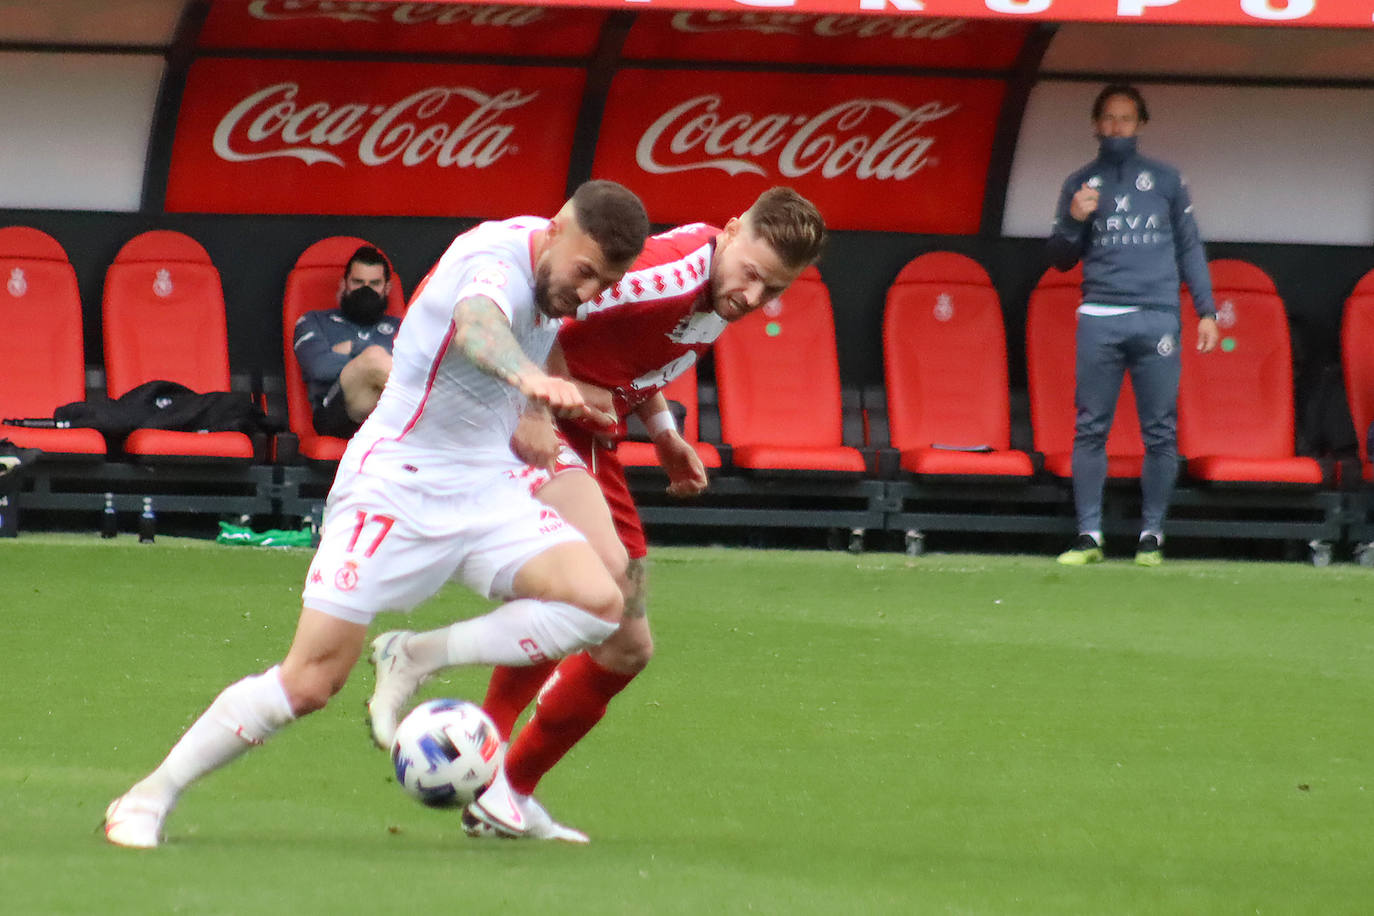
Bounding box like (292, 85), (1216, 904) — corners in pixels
(340, 285), (385, 325)
(1098, 135), (1138, 164)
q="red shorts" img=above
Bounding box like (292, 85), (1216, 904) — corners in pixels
(558, 421), (648, 560)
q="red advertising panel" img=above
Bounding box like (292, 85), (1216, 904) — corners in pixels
(592, 70), (1004, 233)
(623, 12), (1030, 69)
(199, 1), (606, 56)
(454, 0), (1372, 30)
(166, 58), (584, 216)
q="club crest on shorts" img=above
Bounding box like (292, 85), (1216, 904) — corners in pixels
(334, 560), (360, 591)
(7, 267), (27, 297)
(1157, 334), (1176, 357)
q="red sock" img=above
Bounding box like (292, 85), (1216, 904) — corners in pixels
(482, 661), (556, 741)
(504, 652), (636, 796)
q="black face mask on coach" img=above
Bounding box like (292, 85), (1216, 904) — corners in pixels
(340, 286), (386, 325)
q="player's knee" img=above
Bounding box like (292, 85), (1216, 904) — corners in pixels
(580, 577), (624, 624)
(357, 344), (392, 369)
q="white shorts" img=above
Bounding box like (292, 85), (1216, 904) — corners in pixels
(515, 439), (589, 496)
(302, 465), (585, 625)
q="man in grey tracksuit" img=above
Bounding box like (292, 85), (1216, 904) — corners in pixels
(1047, 84), (1219, 566)
(292, 245), (398, 439)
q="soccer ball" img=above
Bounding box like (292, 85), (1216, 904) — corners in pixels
(390, 699), (503, 808)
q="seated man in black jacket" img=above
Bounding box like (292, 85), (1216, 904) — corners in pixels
(292, 245), (399, 438)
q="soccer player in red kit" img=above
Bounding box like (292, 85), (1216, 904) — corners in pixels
(366, 187), (826, 841)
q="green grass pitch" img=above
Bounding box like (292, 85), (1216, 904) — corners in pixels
(2, 536), (1371, 914)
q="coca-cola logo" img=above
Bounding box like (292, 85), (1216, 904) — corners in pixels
(246, 1), (546, 28)
(635, 95), (959, 181)
(668, 12), (968, 40)
(211, 83), (537, 168)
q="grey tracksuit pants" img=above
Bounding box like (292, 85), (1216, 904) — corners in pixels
(1072, 309), (1182, 536)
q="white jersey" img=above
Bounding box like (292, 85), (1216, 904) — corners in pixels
(340, 217), (561, 494)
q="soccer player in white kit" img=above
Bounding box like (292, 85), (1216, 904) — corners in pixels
(102, 180), (650, 849)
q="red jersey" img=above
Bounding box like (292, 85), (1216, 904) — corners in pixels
(561, 223), (724, 429)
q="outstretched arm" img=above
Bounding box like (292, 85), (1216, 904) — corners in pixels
(451, 295), (611, 425)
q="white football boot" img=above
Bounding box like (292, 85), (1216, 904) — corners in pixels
(367, 630), (427, 750)
(103, 793), (170, 849)
(462, 768), (589, 844)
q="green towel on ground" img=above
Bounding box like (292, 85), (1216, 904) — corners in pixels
(216, 521), (313, 548)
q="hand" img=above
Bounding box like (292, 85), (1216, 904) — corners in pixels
(510, 410), (561, 471)
(1196, 316), (1220, 353)
(1069, 183), (1100, 222)
(331, 340), (353, 355)
(513, 372), (617, 428)
(564, 379), (615, 421)
(654, 432), (708, 497)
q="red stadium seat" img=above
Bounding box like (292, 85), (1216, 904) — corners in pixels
(0, 227), (105, 455)
(282, 236), (406, 462)
(613, 364), (722, 469)
(102, 230), (253, 460)
(713, 267), (866, 473)
(1025, 264), (1143, 479)
(1177, 259), (1325, 485)
(882, 252), (1033, 479)
(1341, 268), (1374, 482)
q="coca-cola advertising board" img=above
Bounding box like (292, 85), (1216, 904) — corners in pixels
(165, 58), (584, 216)
(592, 70), (1004, 233)
(622, 13), (1029, 69)
(407, 0), (1372, 30)
(199, 1), (606, 56)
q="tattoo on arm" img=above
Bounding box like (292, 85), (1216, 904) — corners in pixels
(624, 556), (648, 619)
(452, 296), (538, 386)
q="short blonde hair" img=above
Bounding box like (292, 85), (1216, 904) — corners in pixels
(743, 187), (827, 269)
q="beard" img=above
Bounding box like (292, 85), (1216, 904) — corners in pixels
(532, 261), (558, 318)
(533, 261), (576, 318)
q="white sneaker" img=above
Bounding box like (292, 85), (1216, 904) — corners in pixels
(103, 793), (169, 849)
(463, 769), (589, 844)
(367, 630), (425, 750)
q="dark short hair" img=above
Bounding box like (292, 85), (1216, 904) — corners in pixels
(1092, 84), (1150, 124)
(346, 245), (390, 282)
(744, 186), (827, 269)
(570, 180), (649, 267)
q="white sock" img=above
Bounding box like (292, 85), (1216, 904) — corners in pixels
(1084, 530), (1103, 546)
(132, 666), (295, 809)
(437, 599), (618, 667)
(1141, 531), (1164, 545)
